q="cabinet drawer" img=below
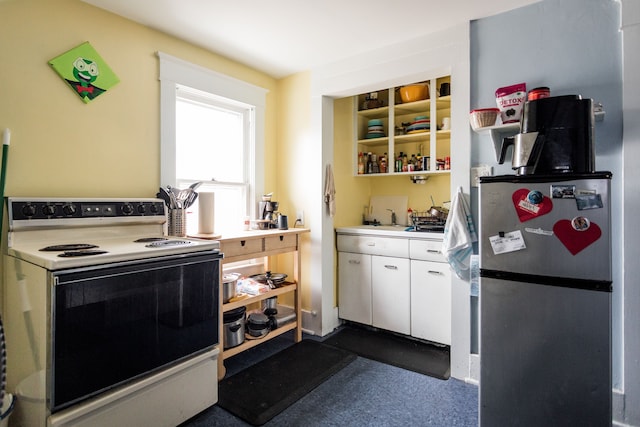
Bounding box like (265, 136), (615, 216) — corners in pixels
(264, 233), (297, 252)
(337, 234), (408, 258)
(409, 239), (445, 262)
(220, 238), (263, 259)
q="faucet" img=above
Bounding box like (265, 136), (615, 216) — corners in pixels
(387, 209), (396, 225)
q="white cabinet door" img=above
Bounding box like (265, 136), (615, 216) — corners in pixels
(410, 259), (452, 344)
(372, 255), (411, 334)
(338, 252), (372, 325)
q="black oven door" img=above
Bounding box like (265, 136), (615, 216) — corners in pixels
(50, 250), (221, 412)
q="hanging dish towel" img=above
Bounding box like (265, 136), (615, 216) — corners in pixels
(324, 164), (336, 217)
(442, 186), (478, 280)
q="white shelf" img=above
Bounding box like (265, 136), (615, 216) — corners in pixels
(473, 107), (605, 162)
(473, 122), (520, 162)
(354, 76), (451, 176)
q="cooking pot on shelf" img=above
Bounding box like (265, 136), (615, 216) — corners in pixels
(223, 306), (246, 349)
(250, 271), (288, 288)
(222, 273), (241, 303)
(263, 296), (278, 316)
(246, 312), (270, 338)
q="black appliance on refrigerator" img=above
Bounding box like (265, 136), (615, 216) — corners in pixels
(479, 95), (612, 426)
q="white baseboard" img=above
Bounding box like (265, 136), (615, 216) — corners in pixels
(466, 353), (480, 385)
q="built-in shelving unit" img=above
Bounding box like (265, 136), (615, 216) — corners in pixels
(354, 76), (452, 177)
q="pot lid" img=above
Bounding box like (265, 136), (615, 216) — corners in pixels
(223, 273), (241, 283)
(223, 306), (246, 323)
(250, 272), (287, 284)
(247, 312), (270, 325)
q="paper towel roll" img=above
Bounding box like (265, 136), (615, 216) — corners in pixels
(198, 192), (215, 234)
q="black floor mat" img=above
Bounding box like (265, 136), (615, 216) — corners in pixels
(217, 340), (356, 425)
(322, 325), (450, 380)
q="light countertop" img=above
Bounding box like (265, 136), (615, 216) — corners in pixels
(335, 225), (444, 240)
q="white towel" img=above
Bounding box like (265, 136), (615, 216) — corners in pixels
(324, 164), (336, 217)
(442, 186), (478, 280)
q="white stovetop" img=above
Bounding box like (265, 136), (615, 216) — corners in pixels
(7, 224), (220, 270)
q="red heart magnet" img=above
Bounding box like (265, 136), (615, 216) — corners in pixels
(553, 219), (602, 255)
(512, 188), (553, 222)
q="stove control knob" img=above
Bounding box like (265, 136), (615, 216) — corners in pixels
(63, 204), (77, 216)
(137, 204), (146, 214)
(150, 204), (159, 214)
(22, 204), (37, 217)
(43, 205), (56, 216)
(121, 203), (134, 215)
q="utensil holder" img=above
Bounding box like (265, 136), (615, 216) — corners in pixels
(168, 208), (186, 237)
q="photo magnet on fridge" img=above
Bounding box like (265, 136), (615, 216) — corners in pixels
(576, 194), (603, 210)
(551, 184), (576, 199)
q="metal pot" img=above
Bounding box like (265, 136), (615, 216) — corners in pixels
(263, 297), (278, 316)
(222, 273), (240, 303)
(428, 196), (449, 220)
(428, 206), (449, 220)
(223, 307), (246, 349)
(246, 312), (270, 338)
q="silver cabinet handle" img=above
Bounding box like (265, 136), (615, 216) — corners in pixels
(428, 270), (443, 275)
(348, 260), (361, 265)
(384, 265), (398, 270)
(427, 249), (441, 254)
(366, 242), (376, 246)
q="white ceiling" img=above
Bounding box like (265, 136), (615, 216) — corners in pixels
(82, 0), (539, 79)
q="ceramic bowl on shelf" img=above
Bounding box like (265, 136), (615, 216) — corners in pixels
(399, 84), (429, 103)
(405, 116), (430, 133)
(366, 119), (386, 138)
(469, 108), (500, 130)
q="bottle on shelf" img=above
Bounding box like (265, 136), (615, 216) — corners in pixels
(358, 152), (365, 175)
(372, 153), (380, 173)
(380, 153), (387, 173)
(395, 152), (403, 173)
(366, 152), (373, 174)
(402, 154), (409, 172)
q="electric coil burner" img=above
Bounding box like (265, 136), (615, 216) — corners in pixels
(3, 197), (222, 427)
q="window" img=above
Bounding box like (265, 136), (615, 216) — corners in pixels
(175, 86), (251, 234)
(158, 52), (268, 235)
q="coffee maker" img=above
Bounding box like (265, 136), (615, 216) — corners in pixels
(499, 95), (595, 175)
(259, 200), (279, 228)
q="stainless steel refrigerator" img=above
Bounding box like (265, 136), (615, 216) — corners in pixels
(479, 172), (612, 426)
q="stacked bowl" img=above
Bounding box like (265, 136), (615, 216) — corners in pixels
(406, 116), (430, 134)
(366, 119), (386, 139)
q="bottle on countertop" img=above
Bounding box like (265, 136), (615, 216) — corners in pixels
(407, 208), (413, 226)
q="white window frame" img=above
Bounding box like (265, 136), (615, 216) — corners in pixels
(158, 52), (268, 219)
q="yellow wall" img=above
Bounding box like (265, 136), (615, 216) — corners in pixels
(0, 0), (278, 198)
(332, 96), (451, 228)
(274, 72), (313, 309)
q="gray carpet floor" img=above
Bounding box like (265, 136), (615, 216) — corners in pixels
(181, 331), (478, 427)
